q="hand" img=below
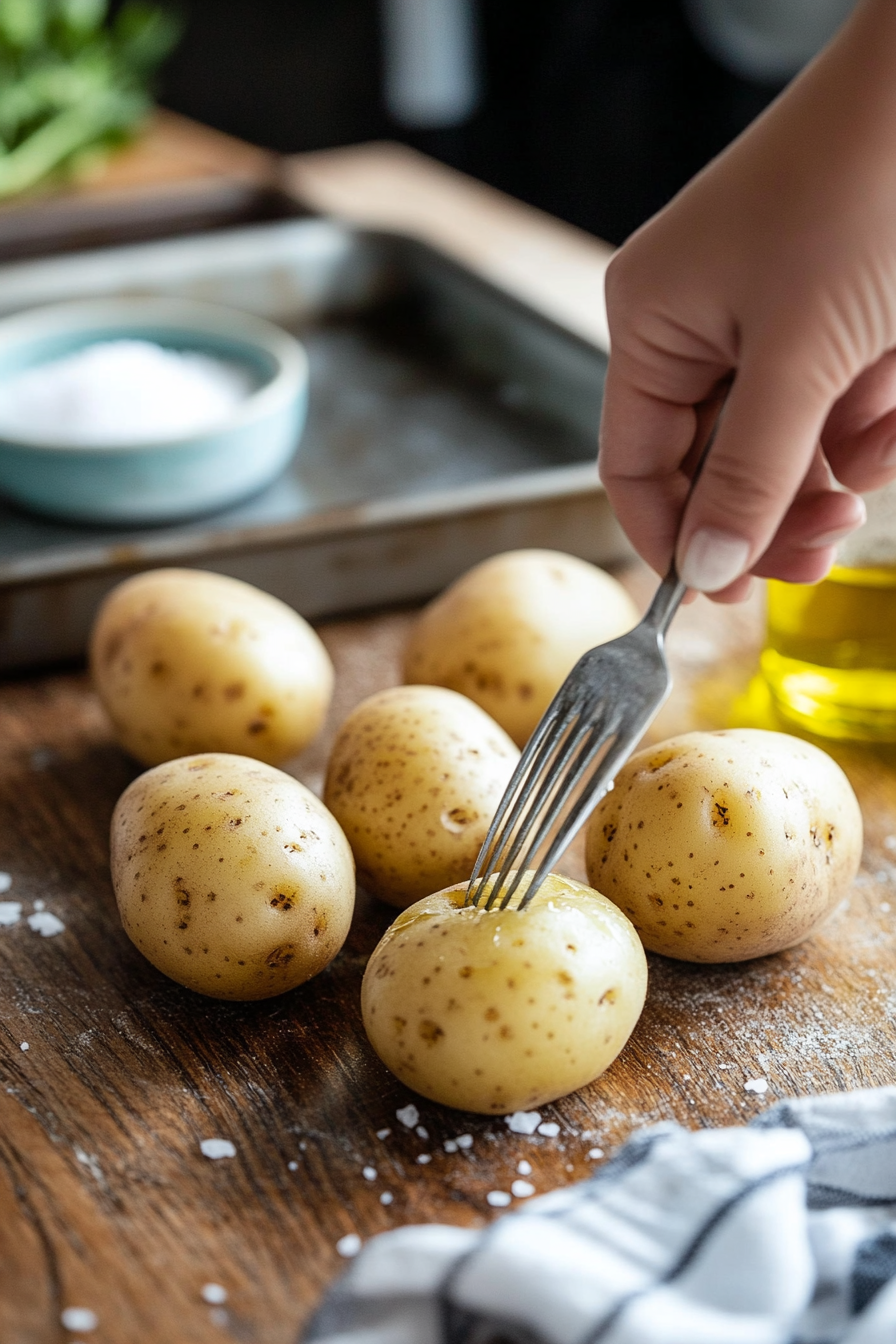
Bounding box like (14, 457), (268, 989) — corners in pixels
(599, 0), (896, 600)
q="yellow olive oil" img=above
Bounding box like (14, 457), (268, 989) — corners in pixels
(762, 565), (896, 741)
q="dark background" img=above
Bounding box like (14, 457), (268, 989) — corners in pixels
(159, 0), (784, 246)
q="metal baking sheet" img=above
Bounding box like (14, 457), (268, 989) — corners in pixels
(0, 216), (628, 671)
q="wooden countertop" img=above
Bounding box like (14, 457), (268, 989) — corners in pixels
(0, 120), (894, 1344)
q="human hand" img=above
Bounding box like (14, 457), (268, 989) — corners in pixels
(599, 0), (896, 600)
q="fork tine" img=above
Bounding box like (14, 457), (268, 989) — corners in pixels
(480, 714), (598, 911)
(515, 723), (646, 911)
(466, 696), (578, 905)
(495, 711), (620, 909)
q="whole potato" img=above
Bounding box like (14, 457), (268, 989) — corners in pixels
(324, 685), (519, 908)
(91, 568), (333, 767)
(111, 753), (354, 999)
(403, 549), (638, 746)
(362, 871), (647, 1114)
(585, 729), (862, 963)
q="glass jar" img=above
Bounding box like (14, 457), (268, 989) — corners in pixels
(761, 480), (896, 741)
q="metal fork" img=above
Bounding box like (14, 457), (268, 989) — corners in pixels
(466, 415), (722, 913)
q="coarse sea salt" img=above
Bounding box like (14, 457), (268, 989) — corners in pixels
(337, 1233), (362, 1258)
(200, 1138), (236, 1160)
(517, 1160), (532, 1176)
(505, 1111), (541, 1135)
(396, 1104), (419, 1129)
(416, 1154), (432, 1165)
(511, 1179), (535, 1198)
(60, 1306), (98, 1332)
(362, 1166), (377, 1181)
(376, 1128), (391, 1140)
(0, 872), (11, 893)
(380, 1191), (393, 1205)
(455, 1134), (473, 1150)
(0, 340), (253, 447)
(537, 1122), (560, 1138)
(487, 1191), (512, 1208)
(586, 1148), (604, 1160)
(0, 902), (22, 927)
(201, 1284), (228, 1305)
(27, 911), (64, 937)
(744, 1078), (768, 1095)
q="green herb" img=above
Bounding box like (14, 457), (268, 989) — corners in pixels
(0, 0), (181, 199)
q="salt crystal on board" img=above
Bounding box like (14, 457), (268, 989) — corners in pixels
(505, 1111), (541, 1135)
(34, 899), (45, 911)
(337, 1233), (362, 1258)
(517, 1160), (532, 1175)
(0, 873), (11, 893)
(882, 902), (892, 913)
(586, 1148), (604, 1160)
(287, 1161), (299, 1172)
(376, 1128), (391, 1140)
(511, 1180), (535, 1198)
(20, 1042), (28, 1052)
(396, 1104), (419, 1129)
(416, 1154), (432, 1165)
(200, 1139), (236, 1160)
(27, 911), (64, 937)
(362, 1166), (377, 1181)
(487, 1191), (512, 1207)
(0, 902), (22, 927)
(744, 1079), (768, 1095)
(415, 1125), (429, 1139)
(537, 1122), (560, 1138)
(455, 1134), (473, 1150)
(380, 1191), (393, 1205)
(201, 1284), (228, 1305)
(60, 1306), (98, 1332)
(444, 1139), (458, 1153)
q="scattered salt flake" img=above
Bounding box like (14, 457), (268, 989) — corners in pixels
(61, 1306), (98, 1332)
(376, 1128), (391, 1140)
(200, 1139), (236, 1160)
(506, 1111), (541, 1135)
(0, 902), (22, 927)
(884, 835), (896, 852)
(881, 902), (891, 913)
(682, 1074), (691, 1082)
(201, 1284), (228, 1305)
(718, 1064), (729, 1071)
(455, 1134), (473, 1150)
(74, 1147), (102, 1182)
(443, 1139), (458, 1153)
(34, 899), (45, 911)
(415, 1125), (429, 1139)
(487, 1191), (512, 1207)
(511, 1180), (535, 1198)
(288, 1161), (299, 1172)
(744, 1078), (768, 1095)
(537, 1122), (560, 1138)
(336, 1233), (362, 1258)
(416, 1154), (432, 1165)
(517, 1160), (532, 1176)
(0, 872), (11, 893)
(380, 1191), (393, 1206)
(20, 1042), (28, 1052)
(396, 1104), (419, 1129)
(362, 1166), (377, 1181)
(27, 911), (64, 937)
(586, 1148), (604, 1160)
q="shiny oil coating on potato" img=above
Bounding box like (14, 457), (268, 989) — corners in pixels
(403, 549), (638, 746)
(111, 753), (355, 1000)
(91, 568), (333, 767)
(324, 685), (520, 908)
(362, 872), (647, 1113)
(585, 729), (863, 963)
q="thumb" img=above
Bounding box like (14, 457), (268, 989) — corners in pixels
(676, 348), (836, 592)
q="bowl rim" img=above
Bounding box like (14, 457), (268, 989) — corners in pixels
(0, 296), (308, 455)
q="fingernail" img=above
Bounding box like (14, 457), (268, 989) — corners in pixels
(678, 528), (751, 592)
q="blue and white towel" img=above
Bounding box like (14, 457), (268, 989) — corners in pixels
(304, 1087), (896, 1344)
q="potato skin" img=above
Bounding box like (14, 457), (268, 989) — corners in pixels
(111, 753), (355, 1000)
(403, 549), (638, 746)
(362, 872), (647, 1114)
(91, 568), (333, 767)
(324, 686), (519, 908)
(585, 729), (863, 963)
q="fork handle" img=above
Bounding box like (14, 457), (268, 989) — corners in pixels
(642, 565), (688, 638)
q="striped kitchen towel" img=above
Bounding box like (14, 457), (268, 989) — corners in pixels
(304, 1086), (896, 1344)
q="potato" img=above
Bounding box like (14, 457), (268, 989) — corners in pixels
(362, 871), (647, 1114)
(585, 729), (863, 963)
(91, 568), (333, 767)
(324, 685), (519, 908)
(403, 549), (638, 746)
(110, 753), (355, 1000)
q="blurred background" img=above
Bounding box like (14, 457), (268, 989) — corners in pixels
(158, 0), (856, 246)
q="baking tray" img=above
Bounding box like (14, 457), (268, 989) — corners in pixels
(0, 215), (628, 672)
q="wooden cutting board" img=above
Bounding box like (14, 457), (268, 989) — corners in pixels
(0, 126), (894, 1344)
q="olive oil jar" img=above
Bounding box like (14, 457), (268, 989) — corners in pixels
(762, 481), (896, 741)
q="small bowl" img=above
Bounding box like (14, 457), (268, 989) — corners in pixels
(0, 297), (309, 525)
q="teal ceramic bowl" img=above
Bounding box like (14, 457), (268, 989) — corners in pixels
(0, 297), (308, 524)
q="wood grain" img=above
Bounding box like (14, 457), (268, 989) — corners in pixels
(1, 575), (895, 1344)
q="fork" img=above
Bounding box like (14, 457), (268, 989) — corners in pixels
(465, 417), (722, 913)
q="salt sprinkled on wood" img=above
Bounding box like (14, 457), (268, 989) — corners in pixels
(511, 1180), (535, 1198)
(586, 1148), (604, 1160)
(444, 1139), (458, 1153)
(396, 1104), (419, 1128)
(200, 1284), (228, 1305)
(0, 903), (22, 927)
(200, 1139), (236, 1160)
(376, 1128), (391, 1140)
(60, 1306), (98, 1332)
(27, 911), (64, 937)
(0, 872), (11, 893)
(415, 1125), (429, 1139)
(380, 1191), (393, 1205)
(20, 1042), (28, 1052)
(416, 1154), (432, 1165)
(455, 1134), (473, 1149)
(362, 1166), (377, 1181)
(505, 1111), (541, 1135)
(537, 1122), (560, 1138)
(744, 1078), (768, 1094)
(487, 1191), (511, 1207)
(288, 1161), (299, 1171)
(336, 1233), (362, 1258)
(517, 1160), (532, 1175)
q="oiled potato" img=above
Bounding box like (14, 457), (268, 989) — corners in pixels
(111, 753), (354, 999)
(91, 568), (333, 767)
(585, 729), (862, 963)
(324, 685), (519, 908)
(362, 871), (647, 1114)
(403, 550), (638, 746)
